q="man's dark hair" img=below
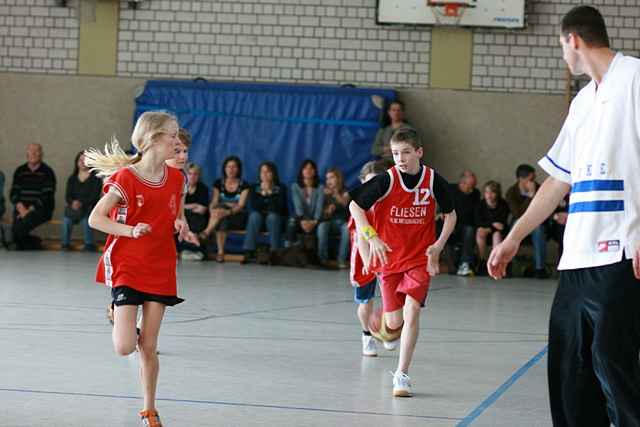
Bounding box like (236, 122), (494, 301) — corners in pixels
(515, 164), (535, 179)
(561, 6), (609, 48)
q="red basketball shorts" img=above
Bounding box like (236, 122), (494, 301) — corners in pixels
(379, 264), (431, 313)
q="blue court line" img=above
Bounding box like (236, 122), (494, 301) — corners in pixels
(456, 345), (548, 427)
(0, 388), (461, 421)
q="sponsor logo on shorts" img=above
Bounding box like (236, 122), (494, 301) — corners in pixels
(597, 240), (620, 252)
(116, 293), (126, 301)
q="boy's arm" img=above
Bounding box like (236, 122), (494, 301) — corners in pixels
(355, 232), (371, 274)
(426, 210), (456, 276)
(349, 200), (391, 269)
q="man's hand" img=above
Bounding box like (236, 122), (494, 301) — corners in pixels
(553, 212), (568, 225)
(487, 237), (520, 280)
(525, 180), (537, 197)
(300, 220), (317, 233)
(16, 202), (30, 218)
(71, 200), (82, 210)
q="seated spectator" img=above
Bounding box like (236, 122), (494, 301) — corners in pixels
(371, 100), (414, 159)
(0, 170), (5, 220)
(475, 180), (510, 275)
(61, 152), (102, 251)
(549, 194), (569, 263)
(181, 163), (210, 261)
(166, 129), (206, 261)
(449, 170), (481, 276)
(286, 159), (324, 248)
(200, 156), (249, 262)
(242, 161), (287, 263)
(4, 144), (56, 250)
(505, 164), (549, 279)
(317, 167), (350, 268)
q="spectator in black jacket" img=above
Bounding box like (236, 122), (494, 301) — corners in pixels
(242, 161), (287, 263)
(61, 151), (102, 251)
(505, 163), (549, 279)
(4, 144), (56, 250)
(449, 170), (481, 276)
(475, 181), (510, 275)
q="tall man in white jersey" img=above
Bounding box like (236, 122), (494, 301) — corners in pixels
(488, 6), (640, 426)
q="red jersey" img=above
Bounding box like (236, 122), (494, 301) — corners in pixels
(96, 165), (184, 296)
(348, 212), (376, 287)
(372, 165), (436, 274)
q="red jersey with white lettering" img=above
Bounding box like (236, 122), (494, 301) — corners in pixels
(372, 165), (437, 274)
(96, 165), (184, 296)
(348, 212), (376, 287)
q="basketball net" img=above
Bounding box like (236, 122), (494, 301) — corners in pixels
(426, 1), (468, 26)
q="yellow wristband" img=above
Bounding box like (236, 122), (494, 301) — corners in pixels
(361, 225), (378, 241)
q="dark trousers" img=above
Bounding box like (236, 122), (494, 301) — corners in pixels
(12, 209), (50, 249)
(549, 259), (640, 427)
(452, 224), (476, 264)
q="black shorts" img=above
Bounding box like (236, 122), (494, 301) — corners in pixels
(111, 286), (184, 307)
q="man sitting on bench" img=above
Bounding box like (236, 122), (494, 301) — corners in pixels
(2, 144), (56, 250)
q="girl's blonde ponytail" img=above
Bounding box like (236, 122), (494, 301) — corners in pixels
(84, 136), (141, 178)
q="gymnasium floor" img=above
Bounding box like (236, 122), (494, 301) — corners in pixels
(0, 250), (554, 426)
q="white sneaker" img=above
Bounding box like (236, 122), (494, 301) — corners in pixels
(456, 262), (474, 277)
(383, 338), (399, 351)
(392, 371), (412, 397)
(362, 334), (377, 357)
(181, 250), (204, 261)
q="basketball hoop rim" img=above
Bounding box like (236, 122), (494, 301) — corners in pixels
(426, 1), (474, 20)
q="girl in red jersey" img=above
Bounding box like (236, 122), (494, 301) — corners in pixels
(86, 111), (188, 427)
(349, 128), (457, 397)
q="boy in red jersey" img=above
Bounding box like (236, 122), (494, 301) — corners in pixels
(86, 111), (189, 427)
(350, 128), (456, 397)
(349, 160), (392, 357)
(166, 128), (203, 257)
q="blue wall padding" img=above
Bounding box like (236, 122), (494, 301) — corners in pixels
(134, 80), (397, 190)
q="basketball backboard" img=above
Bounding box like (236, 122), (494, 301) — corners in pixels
(377, 0), (526, 29)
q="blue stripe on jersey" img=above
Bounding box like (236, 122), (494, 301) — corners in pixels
(569, 200), (624, 214)
(572, 180), (624, 193)
(544, 155), (571, 175)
